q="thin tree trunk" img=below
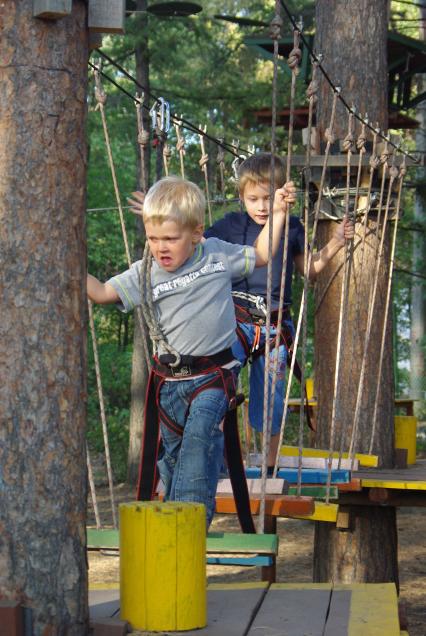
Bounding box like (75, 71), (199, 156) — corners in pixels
(410, 6), (426, 416)
(313, 0), (398, 587)
(0, 1), (89, 633)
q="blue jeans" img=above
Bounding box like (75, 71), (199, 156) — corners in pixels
(157, 372), (229, 527)
(232, 321), (294, 435)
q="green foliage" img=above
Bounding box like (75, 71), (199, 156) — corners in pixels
(87, 339), (133, 482)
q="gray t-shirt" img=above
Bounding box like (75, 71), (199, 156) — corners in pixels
(107, 237), (256, 357)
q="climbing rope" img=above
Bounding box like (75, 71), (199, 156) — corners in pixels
(174, 118), (186, 179)
(267, 25), (302, 443)
(199, 126), (213, 226)
(135, 93), (149, 193)
(349, 141), (392, 462)
(259, 2), (282, 534)
(87, 445), (101, 530)
(325, 111), (355, 503)
(369, 158), (406, 454)
(88, 299), (118, 529)
(93, 64), (151, 368)
(272, 87), (340, 479)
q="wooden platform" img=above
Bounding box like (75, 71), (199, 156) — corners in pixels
(354, 459), (426, 491)
(89, 582), (401, 635)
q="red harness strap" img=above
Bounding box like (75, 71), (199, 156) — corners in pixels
(136, 350), (256, 534)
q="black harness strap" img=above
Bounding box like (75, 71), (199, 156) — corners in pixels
(136, 350), (256, 533)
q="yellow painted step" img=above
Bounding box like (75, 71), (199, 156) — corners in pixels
(291, 501), (338, 523)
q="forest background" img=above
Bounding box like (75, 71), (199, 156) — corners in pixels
(86, 0), (426, 482)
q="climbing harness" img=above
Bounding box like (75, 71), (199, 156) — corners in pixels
(136, 349), (256, 534)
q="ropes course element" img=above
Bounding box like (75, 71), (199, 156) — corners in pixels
(272, 88), (340, 480)
(199, 125), (213, 226)
(267, 24), (301, 437)
(91, 52), (252, 160)
(259, 1), (282, 534)
(174, 118), (186, 178)
(279, 0), (420, 164)
(293, 60), (319, 493)
(369, 158), (407, 454)
(87, 445), (101, 530)
(88, 300), (118, 529)
(325, 111), (355, 503)
(349, 142), (393, 462)
(135, 93), (149, 193)
(93, 63), (151, 368)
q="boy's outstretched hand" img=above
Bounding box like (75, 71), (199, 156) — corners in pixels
(127, 191), (145, 216)
(273, 181), (297, 215)
(334, 215), (356, 247)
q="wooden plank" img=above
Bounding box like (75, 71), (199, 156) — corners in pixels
(88, 0), (126, 34)
(217, 477), (288, 495)
(292, 502), (339, 523)
(215, 494), (314, 517)
(246, 466), (350, 484)
(250, 452), (357, 471)
(248, 584), (332, 636)
(206, 532), (278, 555)
(288, 485), (339, 499)
(184, 584), (269, 636)
(207, 556), (273, 566)
(323, 589), (352, 635)
(87, 528), (119, 550)
(281, 445), (378, 468)
(33, 0), (72, 19)
(89, 589), (120, 620)
(338, 478), (362, 492)
(335, 583), (400, 635)
(87, 528), (278, 556)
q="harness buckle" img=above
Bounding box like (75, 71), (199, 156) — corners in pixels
(170, 365), (192, 378)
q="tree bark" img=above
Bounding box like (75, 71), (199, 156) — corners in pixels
(127, 0), (151, 485)
(313, 0), (398, 587)
(0, 2), (89, 633)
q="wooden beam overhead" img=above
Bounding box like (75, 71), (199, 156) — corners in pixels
(88, 0), (126, 34)
(33, 0), (72, 19)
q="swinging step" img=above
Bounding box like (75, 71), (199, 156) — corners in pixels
(87, 528), (278, 559)
(287, 485), (339, 500)
(291, 501), (339, 523)
(216, 478), (288, 495)
(245, 467), (350, 485)
(215, 494), (314, 517)
(280, 445), (379, 468)
(249, 452), (359, 471)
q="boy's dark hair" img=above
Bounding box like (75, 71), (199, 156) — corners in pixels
(238, 153), (285, 194)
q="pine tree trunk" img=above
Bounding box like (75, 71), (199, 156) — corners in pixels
(0, 2), (89, 633)
(312, 0), (399, 587)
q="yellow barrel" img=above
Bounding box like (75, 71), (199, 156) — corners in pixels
(395, 415), (417, 465)
(120, 501), (206, 631)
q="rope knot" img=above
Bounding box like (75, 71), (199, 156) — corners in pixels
(389, 165), (399, 179)
(342, 132), (354, 152)
(356, 131), (367, 151)
(380, 149), (390, 165)
(269, 14), (283, 40)
(199, 153), (209, 168)
(369, 155), (381, 170)
(306, 79), (318, 102)
(288, 47), (302, 72)
(138, 130), (150, 146)
(399, 165), (407, 178)
(324, 127), (335, 145)
(176, 138), (185, 152)
(94, 84), (107, 106)
(163, 144), (172, 160)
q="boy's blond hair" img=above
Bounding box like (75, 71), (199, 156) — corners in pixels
(143, 176), (205, 228)
(238, 153), (285, 194)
